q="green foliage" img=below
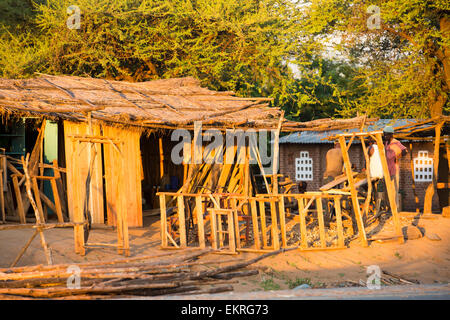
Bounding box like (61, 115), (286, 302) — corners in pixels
(301, 0), (450, 117)
(260, 278), (281, 291)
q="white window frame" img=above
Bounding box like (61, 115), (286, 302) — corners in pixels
(295, 151), (313, 181)
(413, 150), (433, 182)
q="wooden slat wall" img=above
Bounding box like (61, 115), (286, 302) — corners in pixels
(63, 121), (104, 224)
(103, 125), (143, 227)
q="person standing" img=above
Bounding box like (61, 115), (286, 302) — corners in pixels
(382, 126), (408, 211)
(368, 137), (384, 213)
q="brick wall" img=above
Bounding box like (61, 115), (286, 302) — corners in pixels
(280, 142), (441, 212)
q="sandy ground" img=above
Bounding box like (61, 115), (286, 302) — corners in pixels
(0, 213), (449, 294)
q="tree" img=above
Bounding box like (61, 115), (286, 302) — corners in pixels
(301, 0), (450, 117)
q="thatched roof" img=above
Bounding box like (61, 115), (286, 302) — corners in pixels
(0, 74), (373, 132)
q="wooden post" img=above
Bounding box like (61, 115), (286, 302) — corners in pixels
(279, 196), (287, 248)
(297, 197), (307, 249)
(374, 133), (403, 244)
(424, 122), (444, 214)
(12, 175), (26, 224)
(334, 196), (345, 248)
(196, 195), (205, 248)
(0, 169), (4, 223)
(360, 136), (373, 219)
(177, 195), (187, 248)
(52, 159), (68, 219)
(259, 200), (268, 248)
(316, 197), (326, 248)
(338, 136), (368, 247)
(270, 198), (280, 250)
(227, 210), (236, 253)
(31, 177), (45, 223)
(159, 137), (164, 180)
(409, 143), (420, 213)
(159, 194), (168, 247)
(72, 140), (85, 255)
(50, 178), (64, 223)
(209, 208), (218, 250)
(272, 112), (284, 195)
(250, 198), (261, 249)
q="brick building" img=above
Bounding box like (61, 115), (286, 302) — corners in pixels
(279, 119), (447, 212)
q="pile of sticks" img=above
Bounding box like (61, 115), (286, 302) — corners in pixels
(0, 248), (286, 300)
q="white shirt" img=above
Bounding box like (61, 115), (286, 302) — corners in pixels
(369, 144), (383, 179)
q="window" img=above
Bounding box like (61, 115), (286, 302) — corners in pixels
(413, 151), (433, 182)
(295, 151), (313, 181)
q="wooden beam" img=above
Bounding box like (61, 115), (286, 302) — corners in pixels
(316, 198), (326, 248)
(195, 195), (205, 249)
(12, 175), (26, 224)
(159, 194), (168, 247)
(424, 122), (444, 213)
(177, 195), (187, 248)
(159, 137), (164, 180)
(373, 133), (403, 244)
(334, 196), (345, 248)
(339, 136), (368, 247)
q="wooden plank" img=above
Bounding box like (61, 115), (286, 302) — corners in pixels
(334, 196), (345, 248)
(316, 197), (326, 248)
(409, 143), (420, 213)
(227, 211), (236, 253)
(339, 136), (368, 247)
(159, 137), (164, 179)
(0, 169), (4, 223)
(72, 139), (85, 255)
(177, 195), (187, 248)
(12, 175), (26, 224)
(279, 197), (287, 248)
(250, 198), (261, 250)
(31, 177), (45, 223)
(120, 155), (130, 257)
(209, 208), (218, 250)
(159, 194), (168, 247)
(196, 195), (205, 248)
(52, 160), (68, 220)
(50, 178), (64, 223)
(258, 200), (268, 248)
(231, 198), (241, 249)
(269, 198), (280, 250)
(424, 122), (443, 214)
(297, 197), (307, 248)
(374, 133), (403, 244)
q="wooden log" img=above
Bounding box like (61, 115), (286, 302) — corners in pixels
(424, 122), (443, 214)
(211, 269), (258, 280)
(269, 199), (280, 250)
(49, 179), (64, 223)
(227, 210), (236, 253)
(279, 197), (287, 248)
(258, 200), (268, 247)
(159, 194), (168, 247)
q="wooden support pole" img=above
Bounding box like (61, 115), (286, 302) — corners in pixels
(21, 155), (52, 265)
(315, 197), (326, 248)
(373, 133), (403, 244)
(279, 196), (287, 248)
(424, 122), (444, 214)
(159, 137), (164, 180)
(409, 143), (420, 213)
(258, 200), (268, 248)
(338, 136), (368, 247)
(269, 198), (280, 250)
(12, 175), (26, 224)
(227, 210), (236, 253)
(31, 177), (45, 223)
(159, 194), (168, 247)
(72, 141), (85, 255)
(297, 197), (307, 249)
(0, 169), (4, 223)
(177, 195), (187, 248)
(272, 112), (284, 194)
(195, 195), (205, 249)
(334, 196), (345, 248)
(50, 179), (64, 223)
(209, 208), (218, 250)
(250, 198), (261, 250)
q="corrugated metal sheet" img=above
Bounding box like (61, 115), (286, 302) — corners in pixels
(279, 119), (421, 144)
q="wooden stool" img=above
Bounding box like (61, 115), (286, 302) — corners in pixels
(207, 208), (236, 254)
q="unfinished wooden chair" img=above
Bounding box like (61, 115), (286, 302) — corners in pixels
(207, 207), (236, 254)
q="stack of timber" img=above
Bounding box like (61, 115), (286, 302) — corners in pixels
(0, 248), (289, 299)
